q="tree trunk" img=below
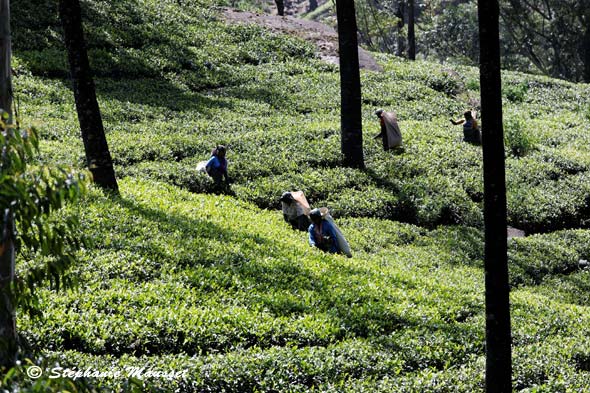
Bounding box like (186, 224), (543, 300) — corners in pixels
(0, 0), (17, 371)
(478, 0), (512, 392)
(59, 0), (119, 192)
(0, 0), (11, 120)
(408, 0), (416, 60)
(336, 0), (364, 169)
(0, 212), (17, 371)
(275, 0), (285, 16)
(395, 2), (405, 57)
(309, 0), (318, 12)
(583, 24), (590, 83)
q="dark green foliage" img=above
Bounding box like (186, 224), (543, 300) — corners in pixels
(504, 81), (528, 103)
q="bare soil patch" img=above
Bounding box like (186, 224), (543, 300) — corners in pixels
(222, 8), (383, 72)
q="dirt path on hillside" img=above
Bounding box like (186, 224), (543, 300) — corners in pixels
(222, 8), (383, 72)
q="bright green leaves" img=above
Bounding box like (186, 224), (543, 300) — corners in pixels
(1, 116), (89, 315)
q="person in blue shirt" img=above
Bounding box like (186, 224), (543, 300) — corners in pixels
(308, 208), (339, 253)
(206, 145), (229, 186)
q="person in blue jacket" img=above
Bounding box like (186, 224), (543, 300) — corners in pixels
(308, 208), (339, 253)
(206, 145), (229, 186)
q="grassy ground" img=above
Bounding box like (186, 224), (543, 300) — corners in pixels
(6, 0), (590, 391)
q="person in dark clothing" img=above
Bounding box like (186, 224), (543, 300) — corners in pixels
(308, 208), (339, 253)
(451, 110), (481, 144)
(205, 145), (229, 186)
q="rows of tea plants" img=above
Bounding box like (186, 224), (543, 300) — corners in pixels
(7, 0), (590, 390)
(11, 5), (590, 233)
(6, 179), (590, 391)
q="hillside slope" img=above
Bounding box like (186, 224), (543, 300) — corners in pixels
(6, 0), (590, 391)
(10, 178), (590, 392)
(11, 0), (590, 234)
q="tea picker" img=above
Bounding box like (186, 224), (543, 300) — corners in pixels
(450, 110), (481, 144)
(374, 108), (403, 151)
(308, 208), (352, 258)
(196, 145), (230, 190)
(280, 191), (311, 231)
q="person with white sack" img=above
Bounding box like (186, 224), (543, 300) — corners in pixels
(280, 191), (311, 231)
(196, 145), (230, 191)
(374, 108), (402, 151)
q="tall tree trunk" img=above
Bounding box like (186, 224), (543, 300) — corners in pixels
(0, 212), (16, 371)
(309, 0), (318, 12)
(478, 0), (512, 392)
(0, 0), (11, 121)
(59, 0), (119, 192)
(407, 0), (416, 60)
(583, 24), (590, 83)
(395, 2), (405, 57)
(275, 0), (285, 16)
(0, 0), (17, 371)
(336, 0), (364, 169)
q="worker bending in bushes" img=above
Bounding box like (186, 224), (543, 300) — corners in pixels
(374, 108), (403, 151)
(205, 145), (229, 187)
(450, 110), (481, 144)
(280, 191), (311, 231)
(308, 208), (339, 253)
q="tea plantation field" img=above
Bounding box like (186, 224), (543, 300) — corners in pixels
(6, 0), (590, 391)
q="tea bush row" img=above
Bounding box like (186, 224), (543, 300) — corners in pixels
(10, 178), (590, 391)
(12, 0), (590, 235)
(18, 70), (590, 234)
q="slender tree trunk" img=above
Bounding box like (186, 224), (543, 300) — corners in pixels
(275, 0), (285, 16)
(408, 0), (416, 60)
(336, 0), (364, 168)
(59, 0), (119, 192)
(0, 0), (11, 120)
(0, 0), (17, 371)
(0, 212), (16, 371)
(478, 0), (512, 392)
(395, 2), (405, 57)
(583, 24), (590, 83)
(359, 5), (376, 50)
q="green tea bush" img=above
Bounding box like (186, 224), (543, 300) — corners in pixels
(540, 148), (590, 175)
(504, 117), (537, 157)
(7, 176), (590, 391)
(119, 161), (213, 193)
(397, 176), (483, 228)
(507, 230), (590, 287)
(424, 69), (464, 97)
(535, 270), (590, 306)
(504, 81), (529, 103)
(16, 49), (69, 77)
(507, 172), (590, 233)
